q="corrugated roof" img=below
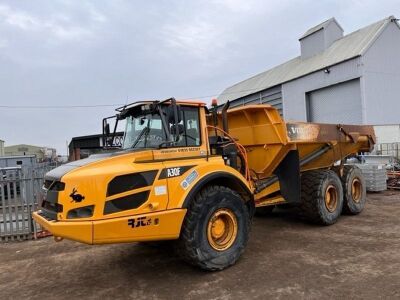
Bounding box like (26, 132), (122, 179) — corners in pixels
(300, 17), (343, 40)
(218, 16), (394, 104)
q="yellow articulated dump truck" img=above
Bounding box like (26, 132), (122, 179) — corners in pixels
(33, 98), (375, 270)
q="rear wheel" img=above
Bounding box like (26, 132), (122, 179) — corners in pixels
(340, 165), (366, 215)
(300, 170), (343, 225)
(178, 185), (250, 271)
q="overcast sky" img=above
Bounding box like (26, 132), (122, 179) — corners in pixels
(0, 0), (399, 155)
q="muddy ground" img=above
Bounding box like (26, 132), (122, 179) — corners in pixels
(1, 191), (399, 299)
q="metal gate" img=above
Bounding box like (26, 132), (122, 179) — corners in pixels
(376, 142), (400, 159)
(306, 79), (362, 124)
(0, 164), (57, 241)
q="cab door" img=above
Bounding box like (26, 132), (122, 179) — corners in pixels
(153, 105), (207, 209)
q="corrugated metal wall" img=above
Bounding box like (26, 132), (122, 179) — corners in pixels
(300, 29), (325, 59)
(228, 85), (283, 115)
(362, 21), (400, 125)
(324, 21), (343, 49)
(306, 79), (362, 124)
(374, 125), (400, 143)
(282, 56), (363, 121)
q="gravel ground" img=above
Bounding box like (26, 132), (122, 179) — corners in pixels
(0, 190), (399, 299)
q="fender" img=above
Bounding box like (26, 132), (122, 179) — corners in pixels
(182, 171), (253, 209)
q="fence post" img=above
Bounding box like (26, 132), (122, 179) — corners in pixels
(0, 177), (6, 241)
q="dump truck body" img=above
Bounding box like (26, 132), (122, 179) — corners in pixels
(33, 100), (375, 270)
(214, 105), (374, 206)
(216, 105), (373, 177)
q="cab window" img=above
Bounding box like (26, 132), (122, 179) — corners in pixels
(172, 106), (201, 147)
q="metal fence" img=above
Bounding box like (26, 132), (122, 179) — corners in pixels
(0, 163), (58, 242)
(375, 143), (400, 159)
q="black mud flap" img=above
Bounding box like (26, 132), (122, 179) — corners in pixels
(273, 150), (301, 204)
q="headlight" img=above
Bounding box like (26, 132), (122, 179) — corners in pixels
(67, 205), (94, 219)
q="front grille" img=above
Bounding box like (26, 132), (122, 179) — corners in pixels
(38, 209), (57, 221)
(42, 200), (63, 213)
(40, 182), (63, 220)
(40, 200), (63, 221)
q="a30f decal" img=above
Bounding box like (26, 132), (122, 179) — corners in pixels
(167, 167), (181, 178)
(158, 165), (195, 179)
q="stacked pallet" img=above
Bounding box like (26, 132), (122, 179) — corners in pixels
(387, 171), (400, 190)
(355, 164), (387, 192)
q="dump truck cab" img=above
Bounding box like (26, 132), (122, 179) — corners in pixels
(33, 99), (251, 249)
(33, 98), (375, 271)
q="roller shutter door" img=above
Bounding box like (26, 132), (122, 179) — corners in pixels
(307, 79), (362, 124)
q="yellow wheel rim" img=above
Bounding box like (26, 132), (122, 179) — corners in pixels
(325, 185), (338, 213)
(351, 178), (362, 203)
(207, 208), (238, 251)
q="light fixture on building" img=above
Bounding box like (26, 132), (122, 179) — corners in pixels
(324, 68), (330, 74)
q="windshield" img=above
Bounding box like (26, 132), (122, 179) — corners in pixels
(122, 113), (167, 149)
(121, 104), (201, 150)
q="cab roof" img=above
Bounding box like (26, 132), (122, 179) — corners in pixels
(116, 99), (205, 112)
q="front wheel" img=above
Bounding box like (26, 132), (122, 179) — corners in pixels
(178, 185), (250, 271)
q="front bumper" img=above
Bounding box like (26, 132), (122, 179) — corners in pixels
(32, 209), (187, 245)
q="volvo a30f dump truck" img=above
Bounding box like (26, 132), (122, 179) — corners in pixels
(33, 98), (375, 270)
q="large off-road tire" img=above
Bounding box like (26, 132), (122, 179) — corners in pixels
(340, 165), (366, 215)
(178, 185), (250, 271)
(255, 205), (275, 217)
(300, 170), (343, 225)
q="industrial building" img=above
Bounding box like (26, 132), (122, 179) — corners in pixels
(0, 139), (4, 156)
(4, 144), (56, 162)
(218, 16), (400, 126)
(0, 155), (37, 168)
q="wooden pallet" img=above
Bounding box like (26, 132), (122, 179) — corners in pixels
(0, 232), (32, 242)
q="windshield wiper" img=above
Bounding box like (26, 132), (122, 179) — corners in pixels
(131, 126), (150, 149)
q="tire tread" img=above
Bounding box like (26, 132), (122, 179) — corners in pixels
(300, 170), (343, 225)
(177, 185), (250, 271)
